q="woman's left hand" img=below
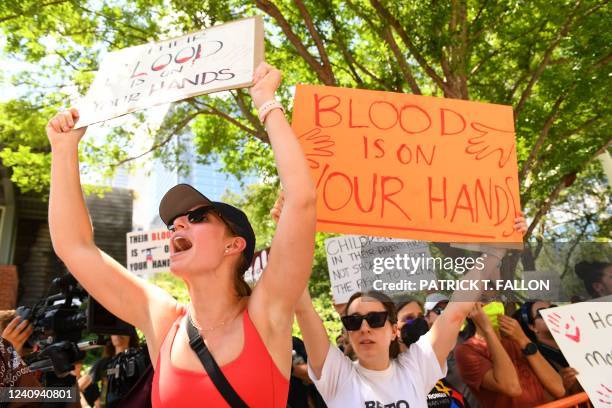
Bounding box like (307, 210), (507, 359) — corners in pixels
(514, 211), (528, 235)
(478, 211), (528, 259)
(250, 62), (282, 109)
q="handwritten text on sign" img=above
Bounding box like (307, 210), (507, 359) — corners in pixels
(541, 301), (612, 408)
(76, 17), (263, 127)
(325, 235), (431, 304)
(359, 240), (436, 299)
(126, 229), (171, 275)
(292, 85), (522, 242)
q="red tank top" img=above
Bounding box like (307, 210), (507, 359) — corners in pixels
(151, 309), (289, 407)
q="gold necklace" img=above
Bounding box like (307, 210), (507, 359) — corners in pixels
(189, 303), (241, 332)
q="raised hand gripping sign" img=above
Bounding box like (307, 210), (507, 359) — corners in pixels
(75, 16), (264, 128)
(292, 85), (522, 243)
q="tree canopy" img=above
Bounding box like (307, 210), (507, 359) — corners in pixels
(1, 1), (610, 242)
(1, 0), (609, 339)
(1, 0), (609, 240)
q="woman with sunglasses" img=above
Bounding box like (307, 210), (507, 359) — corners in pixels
(292, 215), (527, 408)
(455, 301), (565, 407)
(46, 62), (316, 407)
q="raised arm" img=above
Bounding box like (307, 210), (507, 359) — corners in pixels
(427, 216), (527, 368)
(294, 288), (331, 379)
(47, 110), (180, 360)
(468, 304), (522, 396)
(498, 315), (565, 398)
(249, 63), (317, 326)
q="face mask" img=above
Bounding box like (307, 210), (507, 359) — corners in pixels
(400, 317), (429, 346)
(482, 301), (505, 331)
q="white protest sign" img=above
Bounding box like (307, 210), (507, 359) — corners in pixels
(540, 301), (612, 407)
(359, 239), (435, 298)
(76, 16), (264, 128)
(245, 248), (270, 285)
(126, 228), (172, 275)
(325, 235), (431, 304)
(523, 270), (562, 300)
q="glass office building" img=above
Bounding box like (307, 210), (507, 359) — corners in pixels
(128, 132), (258, 230)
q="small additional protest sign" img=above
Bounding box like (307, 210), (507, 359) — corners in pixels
(540, 301), (612, 408)
(359, 240), (436, 298)
(126, 229), (171, 275)
(325, 235), (431, 304)
(76, 16), (264, 128)
(292, 85), (522, 243)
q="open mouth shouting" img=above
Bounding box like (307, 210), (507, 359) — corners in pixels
(171, 234), (193, 255)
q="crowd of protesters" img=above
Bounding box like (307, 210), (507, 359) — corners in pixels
(1, 230), (611, 408)
(318, 259), (611, 408)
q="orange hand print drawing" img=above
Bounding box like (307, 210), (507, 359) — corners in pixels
(298, 128), (336, 169)
(465, 122), (515, 168)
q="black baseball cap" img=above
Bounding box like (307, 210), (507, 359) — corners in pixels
(159, 184), (256, 269)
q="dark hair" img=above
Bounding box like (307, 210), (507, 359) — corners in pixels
(103, 330), (140, 358)
(575, 261), (612, 297)
(460, 319), (477, 340)
(103, 340), (114, 358)
(396, 297), (424, 314)
(513, 302), (537, 342)
(224, 219), (252, 297)
(344, 291), (400, 358)
(128, 331), (140, 348)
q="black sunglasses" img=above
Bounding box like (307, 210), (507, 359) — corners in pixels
(341, 311), (389, 331)
(167, 206), (217, 232)
(431, 306), (445, 315)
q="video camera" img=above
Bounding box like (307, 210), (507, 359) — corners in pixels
(16, 273), (134, 380)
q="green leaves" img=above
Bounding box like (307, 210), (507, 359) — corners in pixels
(1, 0), (609, 241)
(0, 145), (51, 194)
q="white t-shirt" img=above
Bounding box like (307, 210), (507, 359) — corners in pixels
(308, 333), (446, 408)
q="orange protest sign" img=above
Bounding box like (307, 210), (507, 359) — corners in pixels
(292, 84), (522, 243)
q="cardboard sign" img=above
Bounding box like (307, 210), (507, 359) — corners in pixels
(76, 16), (264, 127)
(126, 229), (171, 275)
(540, 301), (612, 407)
(359, 239), (436, 298)
(325, 235), (431, 303)
(292, 85), (522, 243)
(245, 248), (270, 284)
